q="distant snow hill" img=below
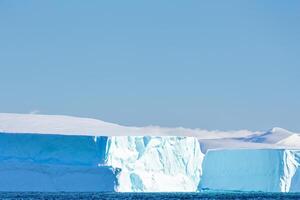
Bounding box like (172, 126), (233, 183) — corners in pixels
(0, 113), (299, 149)
(0, 113), (299, 192)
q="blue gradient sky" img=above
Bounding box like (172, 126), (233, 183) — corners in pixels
(0, 1), (300, 131)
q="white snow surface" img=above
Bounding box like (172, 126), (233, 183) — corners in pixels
(1, 113), (299, 150)
(0, 113), (257, 139)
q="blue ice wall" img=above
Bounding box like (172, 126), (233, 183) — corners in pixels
(0, 133), (109, 166)
(199, 149), (300, 192)
(0, 133), (117, 191)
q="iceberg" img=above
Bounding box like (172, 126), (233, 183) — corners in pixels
(105, 136), (204, 192)
(0, 131), (203, 192)
(0, 113), (300, 192)
(199, 149), (300, 192)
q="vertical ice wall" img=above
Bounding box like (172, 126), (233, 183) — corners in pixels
(3, 130), (299, 192)
(105, 136), (204, 192)
(0, 133), (204, 192)
(0, 133), (118, 191)
(199, 149), (300, 192)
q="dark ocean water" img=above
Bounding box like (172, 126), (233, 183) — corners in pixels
(0, 192), (300, 200)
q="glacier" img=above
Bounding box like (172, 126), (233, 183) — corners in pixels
(0, 113), (300, 192)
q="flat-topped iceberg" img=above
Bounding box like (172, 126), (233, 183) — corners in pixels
(199, 149), (300, 192)
(0, 113), (300, 192)
(0, 132), (203, 192)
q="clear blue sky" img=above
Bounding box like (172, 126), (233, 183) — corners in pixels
(0, 1), (300, 131)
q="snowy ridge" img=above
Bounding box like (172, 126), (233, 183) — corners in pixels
(0, 113), (299, 150)
(0, 113), (258, 139)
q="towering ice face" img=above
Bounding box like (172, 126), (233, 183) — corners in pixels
(199, 149), (300, 192)
(0, 132), (203, 192)
(105, 136), (204, 192)
(0, 113), (299, 192)
(0, 133), (118, 192)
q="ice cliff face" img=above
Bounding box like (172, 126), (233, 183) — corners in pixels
(0, 132), (203, 192)
(199, 149), (300, 192)
(0, 133), (118, 192)
(105, 136), (203, 192)
(0, 113), (300, 192)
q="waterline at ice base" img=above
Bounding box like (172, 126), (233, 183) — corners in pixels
(0, 113), (299, 192)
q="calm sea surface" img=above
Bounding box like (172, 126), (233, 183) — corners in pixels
(0, 192), (300, 200)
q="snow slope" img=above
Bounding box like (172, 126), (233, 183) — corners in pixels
(1, 113), (298, 150)
(198, 127), (300, 153)
(0, 113), (257, 139)
(243, 127), (295, 144)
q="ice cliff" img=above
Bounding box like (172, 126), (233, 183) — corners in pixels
(199, 149), (300, 192)
(0, 131), (203, 192)
(0, 133), (118, 192)
(106, 136), (203, 192)
(0, 113), (300, 192)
